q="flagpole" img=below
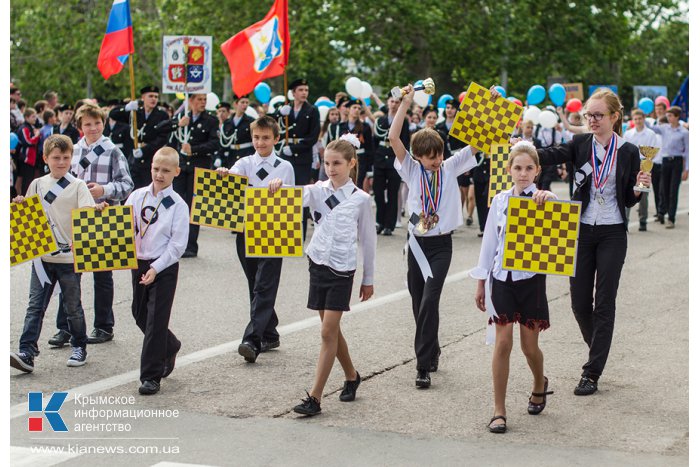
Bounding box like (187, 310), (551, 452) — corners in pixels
(128, 54), (138, 149)
(283, 69), (289, 145)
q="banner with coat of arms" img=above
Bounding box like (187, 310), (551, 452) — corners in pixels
(162, 35), (212, 94)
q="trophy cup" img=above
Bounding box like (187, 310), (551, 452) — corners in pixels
(391, 78), (435, 99)
(634, 146), (659, 193)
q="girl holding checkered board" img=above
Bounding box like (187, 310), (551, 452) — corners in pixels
(268, 134), (376, 417)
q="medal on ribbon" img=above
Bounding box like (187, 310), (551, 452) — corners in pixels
(418, 165), (442, 233)
(591, 134), (617, 206)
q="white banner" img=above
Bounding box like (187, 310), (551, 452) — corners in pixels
(162, 35), (213, 94)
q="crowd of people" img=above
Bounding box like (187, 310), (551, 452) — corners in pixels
(9, 79), (688, 431)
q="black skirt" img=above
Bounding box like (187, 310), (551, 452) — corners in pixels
(490, 273), (550, 330)
(307, 259), (355, 312)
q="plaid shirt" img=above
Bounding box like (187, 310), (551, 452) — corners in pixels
(71, 136), (134, 203)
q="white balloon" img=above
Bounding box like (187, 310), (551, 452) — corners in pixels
(538, 110), (558, 129)
(318, 106), (330, 122)
(360, 81), (373, 99)
(413, 90), (430, 108)
(205, 92), (220, 111)
(345, 77), (363, 98)
(523, 106), (541, 124)
(268, 95), (285, 113)
(245, 105), (259, 119)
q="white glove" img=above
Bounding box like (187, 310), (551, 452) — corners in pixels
(279, 105), (291, 116)
(133, 148), (143, 159)
(213, 158), (222, 168)
(125, 100), (139, 112)
(282, 146), (293, 156)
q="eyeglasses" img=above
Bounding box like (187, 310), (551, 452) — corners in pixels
(583, 112), (610, 122)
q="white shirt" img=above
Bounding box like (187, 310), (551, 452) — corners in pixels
(623, 127), (660, 162)
(304, 179), (376, 285)
(470, 184), (553, 282)
(581, 135), (624, 226)
(535, 126), (563, 148)
(394, 146), (477, 236)
(125, 184), (189, 273)
(229, 152), (295, 187)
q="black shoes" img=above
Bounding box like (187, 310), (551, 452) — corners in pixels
(238, 342), (258, 363)
(87, 328), (113, 344)
(260, 340), (280, 353)
(182, 250), (197, 258)
(381, 228), (393, 236)
(139, 380), (160, 395)
(528, 377), (553, 415)
(574, 376), (598, 396)
(293, 391), (321, 416)
(162, 344), (181, 378)
(488, 415), (507, 434)
(466, 216), (473, 226)
(339, 371), (361, 402)
(429, 349), (441, 372)
(48, 330), (71, 347)
(415, 370), (431, 388)
(10, 351), (34, 373)
(639, 223), (647, 232)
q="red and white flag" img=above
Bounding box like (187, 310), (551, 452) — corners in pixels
(220, 0), (290, 97)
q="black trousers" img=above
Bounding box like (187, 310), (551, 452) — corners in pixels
(407, 234), (452, 371)
(472, 177), (490, 232)
(570, 223), (627, 380)
(174, 168), (200, 254)
(292, 163), (312, 241)
(660, 156), (684, 223)
(131, 260), (181, 383)
(537, 165), (558, 191)
(235, 233), (282, 350)
(373, 165), (401, 231)
(651, 163), (663, 217)
(57, 270), (114, 333)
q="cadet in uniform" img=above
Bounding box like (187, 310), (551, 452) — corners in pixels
(217, 95), (255, 169)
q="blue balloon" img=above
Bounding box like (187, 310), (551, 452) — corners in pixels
(364, 97), (371, 106)
(548, 83), (566, 107)
(315, 100), (334, 108)
(494, 86), (506, 98)
(437, 94), (454, 109)
(10, 132), (19, 150)
(638, 97), (654, 115)
(427, 94), (432, 105)
(253, 82), (271, 104)
(527, 85), (546, 105)
(414, 80), (423, 88)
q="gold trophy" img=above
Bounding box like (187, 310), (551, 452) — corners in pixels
(391, 78), (435, 99)
(634, 146), (659, 193)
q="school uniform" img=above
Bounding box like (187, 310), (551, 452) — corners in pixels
(373, 115), (410, 233)
(538, 132), (640, 383)
(395, 146), (477, 372)
(228, 152), (295, 353)
(304, 179), (376, 311)
(125, 184), (189, 384)
(470, 184), (551, 340)
(104, 120), (134, 171)
(161, 110), (219, 255)
(650, 123), (689, 224)
(534, 126), (563, 191)
(53, 124), (81, 144)
(110, 105), (170, 189)
(470, 152), (490, 232)
(324, 120), (375, 189)
(218, 113), (255, 168)
(623, 126), (659, 228)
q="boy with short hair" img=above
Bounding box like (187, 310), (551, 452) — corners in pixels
(125, 147), (189, 395)
(216, 116), (295, 363)
(623, 109), (659, 231)
(389, 84), (477, 388)
(10, 135), (105, 372)
(49, 104), (134, 348)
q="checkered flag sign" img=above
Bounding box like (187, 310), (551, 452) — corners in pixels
(190, 168), (248, 232)
(244, 187), (303, 257)
(10, 195), (58, 266)
(71, 206), (138, 272)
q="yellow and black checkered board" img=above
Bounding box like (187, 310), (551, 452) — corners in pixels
(488, 143), (511, 207)
(190, 168), (248, 232)
(245, 187), (303, 257)
(449, 82), (523, 153)
(72, 206), (138, 272)
(10, 195), (58, 266)
(502, 197), (582, 276)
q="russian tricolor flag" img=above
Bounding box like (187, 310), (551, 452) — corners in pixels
(97, 0), (134, 80)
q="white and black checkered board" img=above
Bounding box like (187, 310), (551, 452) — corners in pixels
(72, 206), (138, 272)
(10, 195), (58, 266)
(488, 143), (511, 207)
(502, 197), (582, 276)
(191, 168), (248, 232)
(449, 82), (523, 153)
(245, 187), (303, 257)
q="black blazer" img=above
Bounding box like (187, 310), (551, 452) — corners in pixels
(110, 106), (170, 163)
(276, 101), (321, 165)
(537, 133), (640, 226)
(53, 124), (80, 144)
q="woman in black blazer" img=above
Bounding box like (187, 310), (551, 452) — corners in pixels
(520, 88), (651, 396)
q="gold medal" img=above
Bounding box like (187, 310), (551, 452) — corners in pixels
(431, 214), (439, 226)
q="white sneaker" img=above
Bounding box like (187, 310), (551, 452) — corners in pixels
(67, 347), (88, 367)
(395, 220), (403, 228)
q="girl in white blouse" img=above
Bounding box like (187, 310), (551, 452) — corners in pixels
(471, 141), (556, 434)
(270, 135), (376, 416)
